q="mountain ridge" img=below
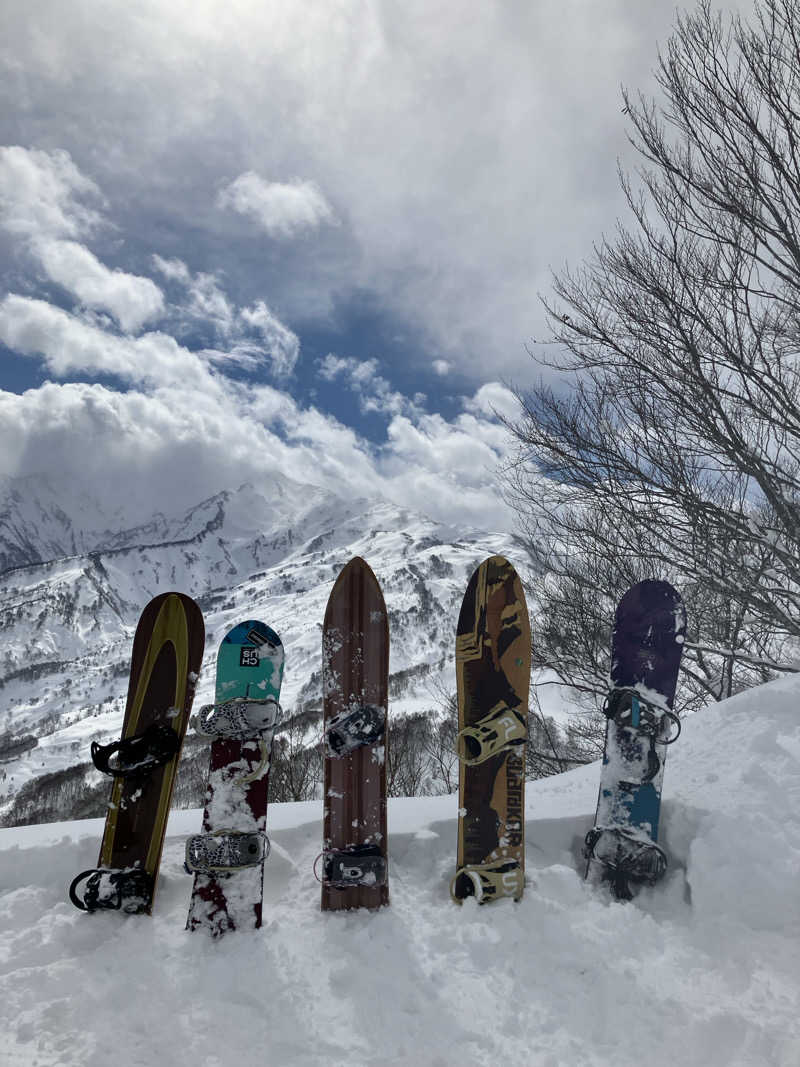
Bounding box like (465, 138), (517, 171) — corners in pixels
(0, 471), (520, 824)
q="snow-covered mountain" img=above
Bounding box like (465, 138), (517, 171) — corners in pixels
(1, 672), (798, 1065)
(0, 473), (520, 824)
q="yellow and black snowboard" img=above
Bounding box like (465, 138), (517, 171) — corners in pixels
(451, 556), (531, 905)
(69, 592), (205, 914)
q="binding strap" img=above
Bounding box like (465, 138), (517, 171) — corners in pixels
(91, 721), (180, 778)
(69, 867), (153, 913)
(315, 845), (387, 888)
(584, 826), (667, 900)
(456, 702), (526, 766)
(184, 830), (269, 874)
(195, 697), (281, 741)
(450, 858), (524, 904)
(603, 688), (681, 784)
(603, 687), (681, 743)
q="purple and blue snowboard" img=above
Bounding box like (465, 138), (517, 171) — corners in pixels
(585, 580), (686, 899)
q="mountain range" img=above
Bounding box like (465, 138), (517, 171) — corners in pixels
(0, 472), (520, 825)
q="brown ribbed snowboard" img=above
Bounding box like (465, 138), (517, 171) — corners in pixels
(452, 556), (530, 904)
(321, 557), (389, 911)
(74, 592), (205, 913)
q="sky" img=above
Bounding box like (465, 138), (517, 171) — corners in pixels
(0, 0), (697, 532)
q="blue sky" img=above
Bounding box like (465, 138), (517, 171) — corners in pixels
(0, 0), (695, 532)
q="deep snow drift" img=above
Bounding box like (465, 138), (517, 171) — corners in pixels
(1, 675), (799, 1067)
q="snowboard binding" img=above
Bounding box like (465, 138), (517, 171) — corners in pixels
(91, 720), (181, 778)
(450, 858), (524, 904)
(603, 687), (681, 784)
(456, 702), (527, 766)
(69, 866), (153, 913)
(194, 696), (282, 741)
(603, 687), (681, 740)
(184, 830), (270, 874)
(583, 825), (668, 900)
(325, 703), (385, 757)
(315, 845), (387, 888)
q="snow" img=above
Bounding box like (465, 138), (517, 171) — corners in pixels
(1, 676), (799, 1065)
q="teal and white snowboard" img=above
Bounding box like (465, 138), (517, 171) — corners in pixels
(186, 621), (284, 936)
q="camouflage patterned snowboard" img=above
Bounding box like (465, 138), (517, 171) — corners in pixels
(451, 556), (531, 905)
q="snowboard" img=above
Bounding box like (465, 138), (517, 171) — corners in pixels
(321, 557), (389, 911)
(451, 556), (531, 905)
(186, 620), (284, 936)
(584, 579), (686, 899)
(69, 592), (205, 914)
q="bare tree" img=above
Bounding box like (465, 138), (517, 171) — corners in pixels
(386, 713), (432, 797)
(526, 687), (591, 778)
(270, 714), (323, 803)
(421, 679), (459, 793)
(504, 0), (800, 718)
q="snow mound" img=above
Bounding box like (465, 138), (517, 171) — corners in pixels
(1, 677), (799, 1066)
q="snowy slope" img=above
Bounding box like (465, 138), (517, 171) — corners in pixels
(1, 674), (798, 1066)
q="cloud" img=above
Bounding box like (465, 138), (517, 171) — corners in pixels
(34, 239), (164, 332)
(0, 148), (163, 332)
(0, 145), (104, 240)
(153, 255), (236, 335)
(0, 365), (519, 534)
(0, 294), (214, 389)
(0, 2), (687, 379)
(239, 301), (300, 377)
(151, 256), (192, 285)
(217, 173), (336, 239)
(463, 382), (521, 423)
(151, 256), (299, 376)
(0, 149), (303, 404)
(318, 353), (421, 417)
(0, 146), (521, 533)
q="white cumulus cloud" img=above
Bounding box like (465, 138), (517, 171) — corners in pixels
(0, 146), (104, 240)
(0, 295), (214, 390)
(35, 239), (164, 332)
(217, 173), (336, 239)
(0, 148), (163, 333)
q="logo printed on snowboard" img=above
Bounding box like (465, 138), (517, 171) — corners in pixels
(239, 646), (260, 667)
(504, 754), (524, 850)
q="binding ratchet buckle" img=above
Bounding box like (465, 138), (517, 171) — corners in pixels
(456, 702), (527, 766)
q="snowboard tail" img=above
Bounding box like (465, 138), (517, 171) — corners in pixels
(452, 556), (530, 905)
(70, 592), (205, 914)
